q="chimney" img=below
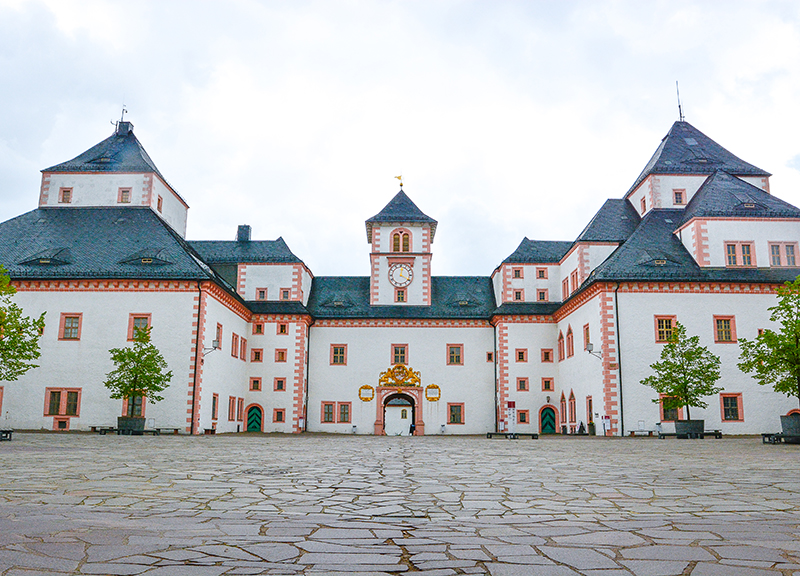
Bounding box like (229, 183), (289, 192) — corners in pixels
(237, 225), (252, 242)
(116, 121), (133, 136)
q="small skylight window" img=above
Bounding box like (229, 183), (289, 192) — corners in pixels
(333, 300), (344, 307)
(684, 138), (698, 145)
(38, 258), (51, 264)
(459, 300), (469, 306)
(664, 219), (673, 223)
(141, 258), (153, 264)
(743, 203), (756, 208)
(654, 259), (667, 266)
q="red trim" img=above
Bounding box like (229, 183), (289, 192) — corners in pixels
(291, 321), (308, 432)
(275, 349), (287, 362)
(391, 343), (408, 365)
(447, 402), (465, 424)
(117, 187), (132, 203)
(515, 348), (528, 362)
(249, 377), (261, 391)
(654, 315), (677, 342)
(44, 387), (82, 417)
(537, 289), (549, 302)
(446, 343), (464, 365)
(720, 393), (744, 422)
(273, 408), (285, 423)
(659, 394), (684, 422)
(321, 401), (335, 423)
(274, 377), (286, 391)
(495, 322), (510, 430)
(517, 410), (529, 424)
(713, 315), (737, 343)
(536, 267), (548, 279)
(516, 377), (528, 391)
(277, 322), (288, 335)
(211, 393), (219, 420)
(330, 344), (348, 365)
(337, 402), (352, 423)
(256, 287), (267, 301)
(541, 349), (553, 362)
(58, 187), (72, 204)
(127, 313), (152, 341)
(541, 378), (554, 392)
(251, 348), (263, 362)
(231, 333), (239, 358)
(58, 313), (83, 341)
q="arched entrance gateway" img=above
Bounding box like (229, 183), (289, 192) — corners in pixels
(540, 406), (557, 434)
(374, 364), (425, 435)
(246, 405), (263, 432)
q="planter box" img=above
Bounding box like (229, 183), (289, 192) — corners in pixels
(674, 419), (704, 439)
(117, 416), (146, 435)
(781, 414), (800, 444)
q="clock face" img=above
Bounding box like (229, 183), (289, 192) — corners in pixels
(388, 263), (413, 287)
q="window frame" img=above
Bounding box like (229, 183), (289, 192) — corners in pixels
(275, 349), (287, 362)
(156, 195), (163, 213)
(562, 278), (569, 300)
(517, 410), (529, 424)
(240, 337), (247, 361)
(515, 348), (528, 363)
(44, 387), (82, 417)
(713, 315), (737, 343)
(211, 393), (219, 420)
(447, 402), (464, 425)
(557, 332), (565, 361)
(654, 315), (677, 343)
(127, 313), (152, 341)
(231, 333), (239, 358)
(321, 402), (335, 423)
(536, 267), (548, 279)
(513, 289), (523, 301)
(58, 187), (73, 204)
(724, 241), (756, 267)
(673, 189), (685, 205)
(237, 398), (244, 421)
(566, 327), (574, 358)
(273, 408), (285, 423)
(280, 288), (291, 301)
(447, 344), (464, 366)
(249, 377), (262, 391)
(251, 348), (263, 362)
(720, 393), (744, 422)
(583, 324), (590, 350)
(570, 270), (578, 293)
(277, 323), (288, 335)
(537, 289), (548, 302)
(256, 288), (268, 301)
(392, 344), (408, 365)
(228, 396), (236, 421)
(541, 349), (553, 363)
(517, 377), (529, 391)
(58, 313), (83, 341)
(274, 377), (286, 392)
(338, 402), (351, 423)
(395, 288), (406, 303)
(330, 344), (347, 365)
(512, 267), (523, 279)
(768, 242), (799, 267)
(542, 378), (554, 392)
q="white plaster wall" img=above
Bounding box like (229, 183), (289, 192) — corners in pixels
(627, 178), (651, 216)
(372, 256), (428, 305)
(740, 176), (770, 192)
(704, 220), (800, 268)
(373, 224), (427, 254)
(43, 173), (147, 207)
(150, 177), (188, 237)
(300, 267), (313, 306)
(502, 322), (559, 433)
(587, 245), (618, 274)
(307, 325), (495, 434)
(239, 264), (297, 301)
(3, 289), (196, 432)
(491, 269), (503, 306)
(651, 175), (708, 207)
(559, 249), (580, 300)
(617, 290), (797, 435)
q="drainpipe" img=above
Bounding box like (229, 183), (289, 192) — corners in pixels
(492, 320), (498, 433)
(613, 283), (624, 436)
(303, 320), (311, 432)
(190, 281), (204, 435)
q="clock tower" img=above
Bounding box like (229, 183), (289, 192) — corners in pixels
(365, 187), (437, 306)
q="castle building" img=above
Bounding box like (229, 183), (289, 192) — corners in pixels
(1, 119), (798, 435)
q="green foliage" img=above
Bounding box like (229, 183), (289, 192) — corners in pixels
(0, 266), (45, 382)
(738, 276), (800, 409)
(104, 326), (172, 404)
(641, 321), (722, 420)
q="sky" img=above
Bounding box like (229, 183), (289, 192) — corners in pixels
(1, 0), (800, 277)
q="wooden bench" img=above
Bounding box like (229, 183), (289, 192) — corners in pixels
(762, 433), (800, 444)
(658, 430), (722, 439)
(629, 430), (655, 436)
(0, 429), (12, 441)
(486, 432), (539, 440)
(94, 427), (160, 436)
(157, 428), (181, 435)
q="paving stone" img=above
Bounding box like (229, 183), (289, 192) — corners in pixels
(622, 545), (716, 561)
(538, 545), (620, 569)
(618, 560), (690, 576)
(690, 562), (781, 576)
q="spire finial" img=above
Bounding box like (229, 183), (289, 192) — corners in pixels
(394, 175), (403, 187)
(676, 81), (685, 122)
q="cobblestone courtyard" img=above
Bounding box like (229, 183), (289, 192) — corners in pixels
(1, 433), (799, 575)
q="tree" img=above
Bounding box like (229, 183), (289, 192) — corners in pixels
(104, 325), (172, 415)
(0, 265), (45, 382)
(641, 321), (722, 420)
(738, 276), (800, 410)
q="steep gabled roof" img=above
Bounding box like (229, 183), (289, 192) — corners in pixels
(576, 199), (641, 243)
(680, 170), (800, 225)
(503, 238), (573, 264)
(43, 122), (168, 182)
(190, 237), (302, 264)
(365, 189), (438, 242)
(307, 276), (495, 319)
(625, 121), (770, 198)
(0, 207), (217, 281)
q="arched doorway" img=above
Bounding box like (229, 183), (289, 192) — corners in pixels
(246, 405), (263, 432)
(540, 406), (557, 434)
(384, 393), (415, 436)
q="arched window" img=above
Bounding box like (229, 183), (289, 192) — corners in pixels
(557, 332), (565, 361)
(392, 230), (411, 252)
(393, 233), (401, 252)
(560, 393), (567, 424)
(566, 326), (574, 358)
(568, 391), (576, 423)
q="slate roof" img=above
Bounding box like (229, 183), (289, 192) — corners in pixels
(503, 238), (574, 264)
(0, 207), (217, 281)
(365, 190), (438, 242)
(576, 199), (640, 243)
(307, 276), (495, 319)
(44, 122), (168, 182)
(491, 302), (561, 316)
(190, 238), (302, 264)
(625, 121), (770, 197)
(680, 170), (800, 225)
(247, 301), (310, 315)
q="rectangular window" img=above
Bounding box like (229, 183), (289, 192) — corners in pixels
(516, 348), (527, 362)
(726, 243), (737, 266)
(231, 333), (239, 358)
(59, 188), (73, 204)
(486, 352), (494, 362)
(117, 188), (132, 203)
(331, 344), (347, 365)
(47, 390), (61, 415)
(721, 393), (743, 422)
(393, 344), (407, 365)
(725, 242), (756, 267)
(280, 289), (291, 300)
(251, 349), (262, 362)
(240, 337), (247, 361)
(537, 289), (548, 302)
(517, 410), (529, 424)
(673, 189), (685, 205)
(128, 314), (151, 340)
(274, 377), (286, 391)
(714, 316), (736, 343)
(512, 267), (523, 279)
(655, 315), (676, 342)
(275, 349), (287, 362)
(536, 267), (547, 279)
(59, 313), (82, 340)
(237, 398), (244, 421)
(395, 288), (406, 303)
(517, 377), (528, 391)
(659, 396), (681, 422)
(253, 323), (264, 335)
(322, 402), (335, 423)
(274, 408), (285, 423)
(250, 377), (261, 391)
(256, 288), (267, 301)
(771, 244), (782, 266)
(212, 393), (218, 420)
(448, 403), (464, 424)
(640, 197), (646, 214)
(228, 397), (236, 421)
(541, 349), (553, 363)
(542, 378), (554, 392)
(513, 290), (523, 301)
(338, 402), (351, 423)
(277, 323), (288, 335)
(769, 242), (799, 267)
(570, 270), (578, 293)
(583, 324), (590, 350)
(741, 244), (752, 266)
(447, 344), (463, 365)
(788, 244), (797, 266)
(157, 195), (163, 213)
(216, 323), (223, 350)
(562, 278), (569, 300)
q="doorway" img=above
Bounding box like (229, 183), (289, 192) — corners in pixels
(246, 405), (263, 432)
(383, 394), (415, 436)
(540, 406), (557, 434)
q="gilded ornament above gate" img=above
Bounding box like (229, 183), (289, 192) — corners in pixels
(378, 364), (421, 387)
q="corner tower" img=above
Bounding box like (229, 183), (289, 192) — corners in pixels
(365, 187), (437, 306)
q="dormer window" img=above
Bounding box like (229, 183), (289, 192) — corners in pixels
(654, 259), (667, 266)
(640, 197), (646, 214)
(673, 189), (685, 205)
(141, 258), (153, 264)
(743, 203), (755, 208)
(157, 196), (163, 213)
(118, 188), (132, 204)
(726, 242), (755, 267)
(59, 188), (72, 204)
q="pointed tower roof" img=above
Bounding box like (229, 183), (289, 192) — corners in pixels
(680, 170), (800, 225)
(43, 122), (168, 182)
(365, 189), (438, 242)
(625, 121), (770, 197)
